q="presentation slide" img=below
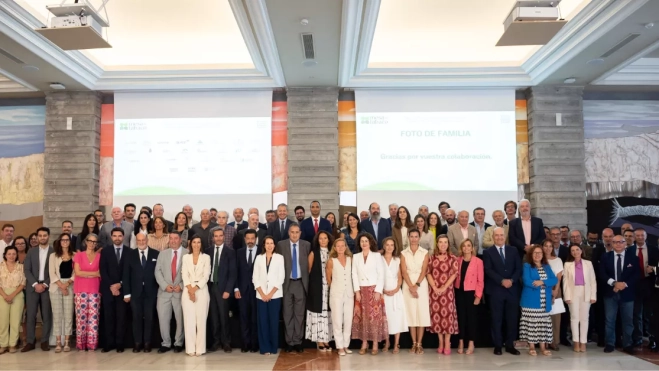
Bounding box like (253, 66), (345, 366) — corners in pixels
(113, 117), (271, 220)
(356, 111), (518, 223)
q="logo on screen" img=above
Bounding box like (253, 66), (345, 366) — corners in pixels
(119, 122), (147, 130)
(360, 116), (387, 125)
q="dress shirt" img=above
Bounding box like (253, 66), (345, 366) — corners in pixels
(460, 225), (469, 239)
(290, 240), (301, 279)
(234, 246), (257, 293)
(371, 219), (380, 240)
(0, 240), (12, 251)
(521, 218), (532, 246)
(38, 245), (49, 284)
(124, 248), (149, 299)
(608, 250), (626, 286)
(278, 219), (287, 233)
(113, 244), (123, 261)
(574, 259), (585, 286)
(211, 244), (224, 283)
(495, 245), (506, 260)
(170, 246), (183, 265)
(636, 243), (648, 277)
(554, 245), (560, 257)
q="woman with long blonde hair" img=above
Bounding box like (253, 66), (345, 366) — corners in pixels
(327, 238), (354, 356)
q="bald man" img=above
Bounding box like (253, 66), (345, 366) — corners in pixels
(99, 206), (134, 247)
(229, 208), (247, 230)
(188, 209), (219, 250)
(447, 210), (479, 255)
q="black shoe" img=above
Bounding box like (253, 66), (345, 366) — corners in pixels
(241, 348), (248, 353)
(604, 345), (615, 353)
(117, 345), (124, 353)
(101, 347), (113, 353)
(505, 347), (520, 355)
(250, 348), (259, 353)
(173, 346), (183, 353)
(493, 347), (502, 355)
(295, 344), (303, 353)
(560, 340), (572, 347)
(144, 343), (152, 353)
(285, 344), (293, 353)
(223, 344), (232, 353)
(157, 346), (171, 354)
(133, 344), (143, 353)
(649, 338), (657, 350)
(209, 342), (221, 352)
(623, 346), (635, 355)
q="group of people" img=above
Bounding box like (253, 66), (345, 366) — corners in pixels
(0, 199), (657, 359)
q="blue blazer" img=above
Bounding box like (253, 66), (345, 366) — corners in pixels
(521, 263), (558, 312)
(299, 217), (333, 243)
(266, 218), (295, 244)
(360, 218), (392, 249)
(599, 249), (639, 302)
(508, 217), (546, 258)
(482, 245), (522, 296)
(234, 245), (261, 295)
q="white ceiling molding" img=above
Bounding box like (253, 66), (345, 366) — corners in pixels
(0, 0), (284, 91)
(524, 0), (649, 84)
(339, 0), (647, 88)
(592, 39), (659, 85)
(0, 69), (35, 92)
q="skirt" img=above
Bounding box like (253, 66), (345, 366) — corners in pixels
(519, 307), (553, 344)
(351, 285), (388, 342)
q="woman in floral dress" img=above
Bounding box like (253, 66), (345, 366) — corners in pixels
(427, 234), (459, 355)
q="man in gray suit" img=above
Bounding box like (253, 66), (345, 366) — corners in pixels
(99, 206), (134, 247)
(154, 233), (187, 354)
(21, 227), (53, 352)
(275, 223), (310, 353)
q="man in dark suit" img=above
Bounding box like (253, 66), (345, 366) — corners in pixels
(235, 229), (261, 353)
(508, 199), (546, 258)
(275, 223), (310, 353)
(627, 228), (659, 348)
(592, 228), (615, 347)
(206, 228), (237, 353)
(123, 233), (159, 352)
(483, 227), (522, 356)
(100, 227), (130, 353)
(469, 207), (491, 255)
(359, 202), (392, 250)
(300, 201), (333, 243)
(600, 234), (640, 354)
(61, 220), (77, 250)
(386, 203), (398, 229)
(549, 226), (570, 346)
(239, 214), (267, 248)
(266, 203), (295, 244)
(229, 207), (248, 230)
(21, 227), (53, 352)
(439, 208), (457, 234)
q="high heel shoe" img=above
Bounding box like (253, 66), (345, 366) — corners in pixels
(392, 344), (400, 354)
(410, 343), (418, 354)
(382, 341), (390, 353)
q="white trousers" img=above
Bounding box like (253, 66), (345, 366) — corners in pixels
(567, 286), (591, 344)
(182, 287), (209, 355)
(330, 293), (354, 349)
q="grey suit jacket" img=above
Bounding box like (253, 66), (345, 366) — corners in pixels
(24, 246), (54, 290)
(99, 221), (134, 247)
(276, 239), (311, 293)
(155, 247), (188, 299)
(447, 224), (479, 255)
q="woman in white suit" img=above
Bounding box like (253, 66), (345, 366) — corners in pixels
(253, 236), (285, 355)
(562, 243), (597, 353)
(182, 235), (211, 356)
(326, 238), (354, 356)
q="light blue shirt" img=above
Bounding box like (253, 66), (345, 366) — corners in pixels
(371, 219), (380, 241)
(290, 240), (301, 279)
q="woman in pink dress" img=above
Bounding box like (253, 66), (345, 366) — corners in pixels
(73, 233), (102, 351)
(426, 234), (459, 355)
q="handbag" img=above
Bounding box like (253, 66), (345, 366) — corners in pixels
(549, 297), (566, 315)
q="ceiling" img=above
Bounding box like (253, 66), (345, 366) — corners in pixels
(0, 0), (657, 94)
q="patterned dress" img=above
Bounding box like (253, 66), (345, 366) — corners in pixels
(305, 247), (333, 342)
(428, 254), (459, 334)
(519, 266), (553, 344)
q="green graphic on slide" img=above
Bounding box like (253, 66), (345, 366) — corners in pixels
(361, 182), (434, 191)
(115, 186), (188, 196)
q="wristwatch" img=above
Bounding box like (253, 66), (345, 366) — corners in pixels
(415, 282), (421, 287)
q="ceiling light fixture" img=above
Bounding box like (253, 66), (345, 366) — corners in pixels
(645, 23), (654, 29)
(586, 58), (605, 66)
(302, 60), (317, 67)
(300, 18), (309, 26)
(22, 65), (39, 71)
(49, 83), (66, 90)
(563, 77), (576, 84)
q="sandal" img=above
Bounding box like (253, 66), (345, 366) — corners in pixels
(457, 346), (464, 354)
(55, 341), (62, 353)
(466, 346), (474, 355)
(383, 340), (390, 353)
(573, 345), (580, 353)
(580, 343), (587, 353)
(443, 348), (451, 355)
(437, 347), (443, 354)
(416, 345), (424, 355)
(528, 349), (537, 356)
(371, 349), (379, 355)
(542, 350), (552, 356)
(63, 339), (70, 352)
(410, 342), (418, 354)
(345, 348), (353, 354)
(392, 344), (400, 354)
(359, 347), (367, 355)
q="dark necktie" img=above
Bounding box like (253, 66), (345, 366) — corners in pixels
(280, 221), (285, 236)
(116, 248), (121, 264)
(292, 243), (298, 279)
(616, 253), (623, 282)
(141, 251), (146, 268)
(638, 247), (645, 279)
(499, 247), (506, 264)
(213, 247), (220, 283)
(248, 249), (253, 266)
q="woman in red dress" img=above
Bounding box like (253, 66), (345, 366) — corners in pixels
(426, 234), (459, 355)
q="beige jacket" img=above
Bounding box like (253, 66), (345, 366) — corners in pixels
(447, 224), (479, 255)
(482, 225), (509, 248)
(563, 260), (597, 303)
(48, 252), (75, 293)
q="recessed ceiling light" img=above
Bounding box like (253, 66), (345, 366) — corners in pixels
(300, 18), (309, 26)
(587, 58), (605, 66)
(302, 60), (317, 67)
(49, 83), (66, 90)
(645, 22), (654, 29)
(563, 77), (577, 84)
(22, 65), (39, 71)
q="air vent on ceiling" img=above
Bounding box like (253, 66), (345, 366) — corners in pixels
(301, 33), (315, 60)
(600, 33), (640, 58)
(0, 47), (25, 65)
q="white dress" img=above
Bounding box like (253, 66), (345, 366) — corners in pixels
(383, 257), (409, 334)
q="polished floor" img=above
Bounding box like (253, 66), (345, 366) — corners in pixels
(3, 345), (659, 370)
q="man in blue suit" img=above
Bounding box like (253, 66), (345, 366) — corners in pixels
(508, 199), (546, 258)
(359, 202), (392, 250)
(483, 227), (522, 356)
(266, 203), (295, 244)
(300, 201), (332, 243)
(600, 235), (640, 354)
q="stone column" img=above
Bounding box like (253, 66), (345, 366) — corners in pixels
(286, 88), (340, 218)
(44, 91), (101, 237)
(526, 86), (587, 233)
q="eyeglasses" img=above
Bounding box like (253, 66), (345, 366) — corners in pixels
(87, 240), (98, 244)
(14, 242), (26, 246)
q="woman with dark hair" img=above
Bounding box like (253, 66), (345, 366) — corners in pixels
(134, 211), (153, 237)
(49, 234), (75, 352)
(173, 212), (190, 244)
(181, 235), (211, 356)
(28, 234), (39, 250)
(402, 228), (430, 354)
(253, 236), (285, 355)
(148, 217), (170, 251)
(393, 206), (414, 251)
(325, 212), (342, 240)
(563, 243), (597, 353)
(381, 237), (407, 353)
(73, 233), (102, 351)
(520, 245), (558, 356)
(76, 214), (100, 252)
(340, 212), (361, 254)
(427, 212), (441, 243)
(352, 233), (387, 355)
(541, 239), (563, 351)
(305, 230), (335, 351)
(0, 245), (25, 354)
